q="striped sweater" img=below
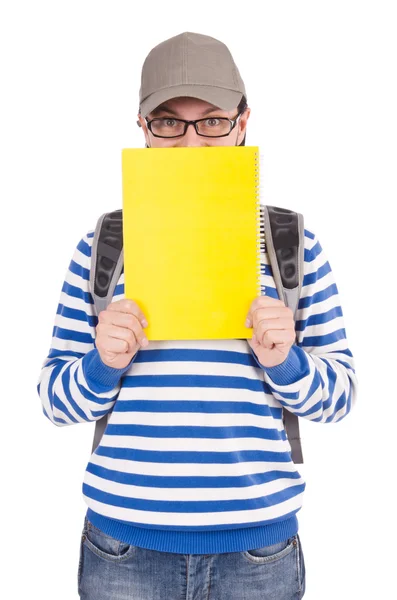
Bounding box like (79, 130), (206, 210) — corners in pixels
(37, 219), (358, 554)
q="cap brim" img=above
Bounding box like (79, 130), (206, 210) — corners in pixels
(140, 85), (244, 117)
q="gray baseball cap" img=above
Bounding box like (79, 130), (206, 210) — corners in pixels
(139, 31), (247, 118)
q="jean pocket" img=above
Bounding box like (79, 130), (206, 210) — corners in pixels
(77, 517), (88, 593)
(83, 519), (136, 562)
(241, 535), (297, 564)
(296, 533), (306, 596)
(77, 534), (84, 592)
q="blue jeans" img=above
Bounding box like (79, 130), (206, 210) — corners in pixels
(78, 515), (306, 599)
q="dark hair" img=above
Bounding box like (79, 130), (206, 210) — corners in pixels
(237, 95), (248, 146)
(237, 95), (248, 114)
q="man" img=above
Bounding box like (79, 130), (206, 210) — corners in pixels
(37, 32), (357, 599)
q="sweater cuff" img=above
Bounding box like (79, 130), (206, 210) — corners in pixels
(250, 344), (309, 385)
(82, 348), (137, 393)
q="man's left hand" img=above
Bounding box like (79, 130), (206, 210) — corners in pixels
(245, 295), (296, 368)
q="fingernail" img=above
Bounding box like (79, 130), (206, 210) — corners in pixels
(141, 337), (149, 347)
(142, 319), (148, 328)
(245, 318), (250, 327)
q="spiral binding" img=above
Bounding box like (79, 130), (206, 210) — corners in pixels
(255, 150), (266, 297)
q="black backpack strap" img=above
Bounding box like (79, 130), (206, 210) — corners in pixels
(262, 205), (305, 464)
(90, 209), (124, 454)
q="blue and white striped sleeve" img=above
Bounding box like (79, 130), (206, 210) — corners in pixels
(251, 228), (358, 423)
(36, 231), (136, 427)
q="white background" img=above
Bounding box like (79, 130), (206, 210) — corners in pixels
(1, 1), (396, 598)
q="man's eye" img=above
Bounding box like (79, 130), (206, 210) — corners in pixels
(205, 118), (220, 126)
(163, 118), (177, 127)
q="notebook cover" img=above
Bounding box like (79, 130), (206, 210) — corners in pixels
(121, 145), (260, 340)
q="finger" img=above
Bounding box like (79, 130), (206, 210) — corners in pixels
(256, 317), (294, 332)
(101, 310), (143, 332)
(249, 295), (285, 315)
(107, 299), (148, 327)
(260, 329), (295, 348)
(99, 322), (144, 353)
(98, 333), (132, 355)
(99, 311), (148, 347)
(257, 330), (275, 349)
(248, 306), (292, 327)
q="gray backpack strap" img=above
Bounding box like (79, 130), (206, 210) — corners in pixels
(262, 205), (305, 464)
(90, 209), (124, 317)
(90, 209), (124, 454)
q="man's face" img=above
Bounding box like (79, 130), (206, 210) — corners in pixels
(137, 96), (250, 148)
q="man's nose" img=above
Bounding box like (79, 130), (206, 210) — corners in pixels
(178, 122), (205, 147)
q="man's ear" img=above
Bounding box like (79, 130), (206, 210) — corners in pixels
(137, 113), (151, 148)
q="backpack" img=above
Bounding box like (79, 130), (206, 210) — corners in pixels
(89, 205), (305, 463)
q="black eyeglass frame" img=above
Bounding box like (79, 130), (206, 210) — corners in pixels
(141, 112), (243, 139)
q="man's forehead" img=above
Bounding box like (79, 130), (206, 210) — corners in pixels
(150, 98), (228, 117)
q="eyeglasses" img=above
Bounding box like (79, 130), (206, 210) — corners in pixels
(142, 112), (243, 138)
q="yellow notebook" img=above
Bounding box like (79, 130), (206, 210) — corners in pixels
(121, 145), (262, 341)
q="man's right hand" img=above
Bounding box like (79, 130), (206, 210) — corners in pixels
(95, 299), (149, 369)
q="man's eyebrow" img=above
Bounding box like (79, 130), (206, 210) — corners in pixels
(150, 104), (225, 118)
